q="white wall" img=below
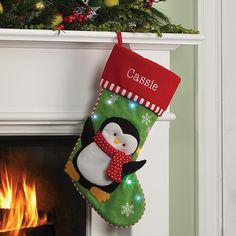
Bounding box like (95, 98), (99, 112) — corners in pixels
(222, 1), (236, 235)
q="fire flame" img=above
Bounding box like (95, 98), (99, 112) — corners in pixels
(0, 165), (47, 236)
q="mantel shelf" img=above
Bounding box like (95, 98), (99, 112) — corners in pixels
(0, 28), (202, 135)
(0, 29), (204, 50)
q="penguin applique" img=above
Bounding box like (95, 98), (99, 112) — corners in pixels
(65, 117), (146, 203)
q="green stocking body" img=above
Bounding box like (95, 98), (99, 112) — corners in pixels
(65, 42), (180, 227)
(66, 90), (157, 227)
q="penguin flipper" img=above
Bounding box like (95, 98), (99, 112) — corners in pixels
(81, 116), (95, 146)
(123, 160), (147, 176)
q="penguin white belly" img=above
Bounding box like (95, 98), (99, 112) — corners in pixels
(77, 142), (113, 186)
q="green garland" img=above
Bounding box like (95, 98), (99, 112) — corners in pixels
(0, 0), (199, 36)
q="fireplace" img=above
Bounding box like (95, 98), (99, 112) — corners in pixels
(0, 30), (203, 236)
(0, 136), (86, 236)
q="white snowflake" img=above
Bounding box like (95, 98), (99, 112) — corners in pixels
(141, 113), (152, 125)
(121, 202), (134, 217)
(110, 94), (119, 102)
(81, 0), (90, 4)
(75, 6), (98, 18)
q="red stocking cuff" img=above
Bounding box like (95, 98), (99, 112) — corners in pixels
(100, 44), (181, 116)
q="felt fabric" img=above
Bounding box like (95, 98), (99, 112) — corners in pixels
(101, 44), (181, 115)
(94, 131), (132, 183)
(66, 90), (157, 227)
(64, 43), (181, 227)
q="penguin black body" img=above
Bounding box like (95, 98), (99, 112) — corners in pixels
(68, 116), (146, 202)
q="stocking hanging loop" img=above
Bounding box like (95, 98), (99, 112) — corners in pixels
(117, 32), (123, 46)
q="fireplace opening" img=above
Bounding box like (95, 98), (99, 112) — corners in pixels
(0, 136), (86, 236)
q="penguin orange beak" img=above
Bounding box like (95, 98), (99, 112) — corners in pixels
(114, 137), (120, 145)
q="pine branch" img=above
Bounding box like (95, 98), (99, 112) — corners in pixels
(161, 24), (199, 34)
(0, 0), (199, 35)
(148, 7), (170, 25)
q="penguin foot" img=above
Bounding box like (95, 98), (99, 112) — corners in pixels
(90, 187), (110, 203)
(64, 160), (80, 181)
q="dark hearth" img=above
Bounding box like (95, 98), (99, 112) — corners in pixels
(0, 224), (55, 236)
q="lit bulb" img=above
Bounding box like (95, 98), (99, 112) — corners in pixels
(35, 1), (45, 10)
(135, 195), (142, 202)
(124, 177), (133, 185)
(107, 99), (112, 105)
(128, 101), (137, 109)
(92, 114), (98, 120)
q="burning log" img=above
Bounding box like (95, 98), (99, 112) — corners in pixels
(0, 208), (54, 236)
(0, 224), (55, 236)
(0, 208), (11, 222)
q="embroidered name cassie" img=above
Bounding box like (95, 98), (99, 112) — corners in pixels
(127, 68), (158, 92)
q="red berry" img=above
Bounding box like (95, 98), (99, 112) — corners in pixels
(78, 14), (83, 19)
(83, 15), (88, 21)
(85, 9), (91, 15)
(146, 1), (152, 7)
(78, 18), (83, 23)
(63, 17), (68, 23)
(71, 15), (76, 21)
(57, 24), (64, 30)
(150, 0), (155, 2)
(68, 16), (73, 22)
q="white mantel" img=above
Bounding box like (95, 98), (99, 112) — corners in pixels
(0, 29), (203, 47)
(0, 29), (203, 236)
(0, 29), (203, 135)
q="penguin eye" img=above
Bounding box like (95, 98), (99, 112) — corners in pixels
(122, 144), (126, 147)
(114, 133), (117, 136)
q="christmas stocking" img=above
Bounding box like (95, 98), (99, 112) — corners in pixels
(65, 36), (180, 227)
